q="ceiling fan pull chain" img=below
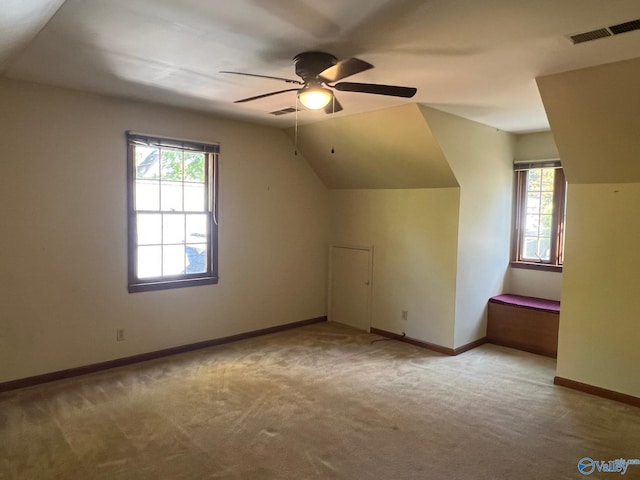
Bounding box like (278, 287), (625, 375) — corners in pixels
(331, 96), (335, 154)
(294, 96), (299, 156)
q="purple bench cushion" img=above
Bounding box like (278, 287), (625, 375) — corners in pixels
(489, 294), (560, 314)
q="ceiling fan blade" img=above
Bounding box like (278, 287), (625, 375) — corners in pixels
(234, 88), (300, 103)
(220, 71), (303, 85)
(334, 82), (417, 98)
(318, 57), (373, 82)
(324, 95), (343, 114)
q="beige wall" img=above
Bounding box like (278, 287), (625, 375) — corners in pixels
(557, 183), (640, 396)
(0, 79), (329, 383)
(297, 104), (461, 347)
(289, 103), (458, 189)
(538, 57), (640, 397)
(325, 106), (515, 350)
(537, 57), (640, 184)
(329, 189), (460, 347)
(505, 268), (562, 301)
(421, 107), (514, 348)
(513, 131), (559, 162)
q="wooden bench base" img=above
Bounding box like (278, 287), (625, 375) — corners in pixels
(487, 295), (559, 358)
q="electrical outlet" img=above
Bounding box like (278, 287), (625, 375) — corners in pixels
(402, 310), (409, 321)
(116, 328), (125, 342)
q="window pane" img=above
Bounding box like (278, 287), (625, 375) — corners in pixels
(527, 169), (541, 191)
(523, 237), (538, 259)
(137, 213), (162, 245)
(161, 182), (183, 211)
(526, 193), (540, 214)
(541, 192), (554, 214)
(163, 245), (185, 276)
(186, 214), (208, 242)
(184, 183), (206, 211)
(138, 246), (162, 278)
(185, 245), (207, 274)
(539, 214), (552, 237)
(541, 168), (555, 191)
(184, 152), (205, 182)
(163, 214), (185, 244)
(135, 147), (159, 179)
(525, 214), (539, 236)
(538, 237), (551, 261)
(135, 180), (160, 211)
(161, 149), (183, 181)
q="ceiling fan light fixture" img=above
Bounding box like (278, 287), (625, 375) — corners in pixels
(298, 85), (332, 110)
(223, 51), (417, 114)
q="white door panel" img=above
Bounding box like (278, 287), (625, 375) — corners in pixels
(330, 245), (372, 332)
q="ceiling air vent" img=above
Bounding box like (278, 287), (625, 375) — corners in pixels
(609, 18), (640, 35)
(568, 18), (640, 44)
(568, 28), (611, 44)
(269, 107), (299, 116)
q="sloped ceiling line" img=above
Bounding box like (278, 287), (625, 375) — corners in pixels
(537, 57), (640, 184)
(0, 0), (66, 74)
(288, 103), (458, 190)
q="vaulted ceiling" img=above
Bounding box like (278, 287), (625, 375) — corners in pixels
(2, 0), (640, 132)
(538, 57), (640, 184)
(287, 104), (457, 189)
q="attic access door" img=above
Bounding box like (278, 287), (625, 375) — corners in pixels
(329, 245), (373, 332)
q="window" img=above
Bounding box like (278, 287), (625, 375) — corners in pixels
(511, 162), (566, 271)
(127, 132), (219, 292)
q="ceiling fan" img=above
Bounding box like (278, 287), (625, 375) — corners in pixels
(220, 51), (417, 114)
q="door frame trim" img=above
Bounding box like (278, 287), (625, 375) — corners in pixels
(328, 244), (374, 332)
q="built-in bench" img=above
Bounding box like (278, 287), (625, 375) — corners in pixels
(487, 294), (560, 358)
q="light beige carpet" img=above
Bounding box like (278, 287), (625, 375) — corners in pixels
(1, 321), (639, 479)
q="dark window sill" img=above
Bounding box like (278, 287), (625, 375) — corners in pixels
(129, 275), (218, 293)
(510, 261), (562, 273)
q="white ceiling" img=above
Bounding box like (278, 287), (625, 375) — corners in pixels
(2, 0), (640, 133)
